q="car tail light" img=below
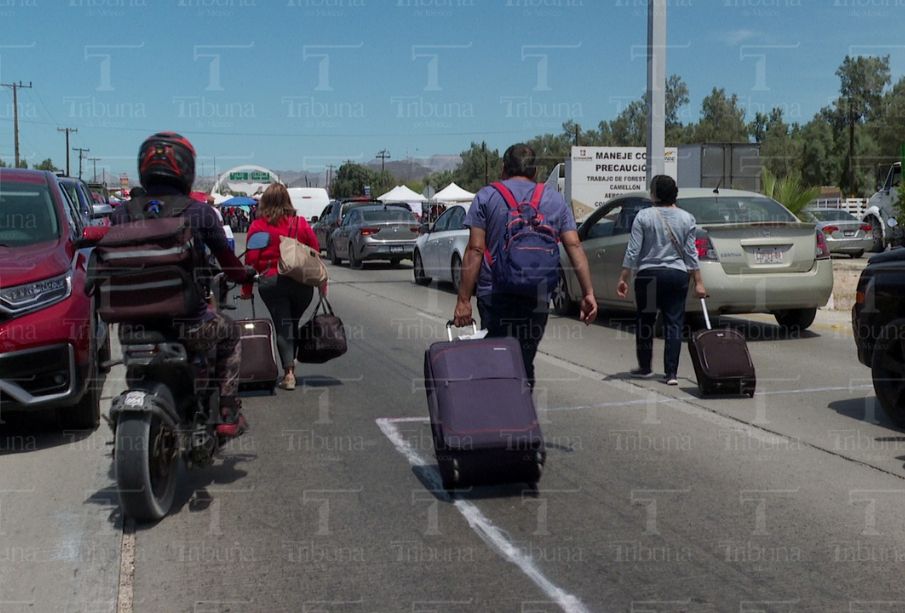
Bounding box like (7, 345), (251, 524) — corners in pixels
(695, 235), (718, 261)
(855, 290), (865, 305)
(816, 229), (831, 259)
(861, 224), (873, 233)
(410, 226), (421, 233)
(359, 227), (380, 237)
(823, 225), (838, 235)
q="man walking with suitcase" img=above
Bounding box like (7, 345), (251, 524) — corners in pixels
(453, 143), (597, 388)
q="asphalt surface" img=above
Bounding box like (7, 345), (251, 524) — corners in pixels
(6, 253), (905, 612)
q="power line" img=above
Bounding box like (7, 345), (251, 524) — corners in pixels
(376, 149), (391, 174)
(57, 127), (77, 176)
(1, 81), (32, 167)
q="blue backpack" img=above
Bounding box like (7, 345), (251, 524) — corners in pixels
(485, 182), (561, 296)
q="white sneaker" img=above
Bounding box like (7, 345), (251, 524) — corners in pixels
(279, 373), (296, 391)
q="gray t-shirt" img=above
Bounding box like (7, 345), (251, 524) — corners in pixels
(464, 179), (577, 297)
(622, 205), (700, 273)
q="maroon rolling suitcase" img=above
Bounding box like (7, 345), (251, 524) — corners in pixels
(237, 296), (280, 394)
(424, 323), (545, 490)
(687, 299), (756, 398)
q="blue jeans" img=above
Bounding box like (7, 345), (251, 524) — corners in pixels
(477, 293), (549, 389)
(634, 268), (689, 378)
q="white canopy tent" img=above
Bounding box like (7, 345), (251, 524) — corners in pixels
(431, 182), (475, 205)
(377, 185), (427, 217)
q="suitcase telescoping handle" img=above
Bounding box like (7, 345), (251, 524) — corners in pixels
(700, 298), (712, 331)
(446, 320), (478, 342)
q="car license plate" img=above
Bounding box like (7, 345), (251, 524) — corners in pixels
(754, 247), (783, 264)
(844, 231), (855, 237)
(390, 246), (404, 253)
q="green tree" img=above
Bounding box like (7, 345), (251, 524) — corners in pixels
(872, 76), (905, 164)
(761, 167), (821, 220)
(332, 162), (378, 198)
(452, 142), (501, 192)
(798, 117), (842, 187)
(758, 108), (802, 178)
(15, 159), (27, 169)
(693, 88), (749, 142)
(34, 158), (58, 171)
(0, 158), (6, 168)
(836, 55), (891, 195)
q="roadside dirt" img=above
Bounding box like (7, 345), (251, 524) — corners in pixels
(829, 256), (867, 311)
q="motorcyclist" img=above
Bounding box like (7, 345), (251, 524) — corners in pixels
(112, 132), (254, 438)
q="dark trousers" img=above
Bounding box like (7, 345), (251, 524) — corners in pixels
(477, 293), (549, 389)
(634, 268), (689, 378)
(258, 275), (315, 370)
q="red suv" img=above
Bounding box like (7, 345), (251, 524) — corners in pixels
(0, 169), (110, 429)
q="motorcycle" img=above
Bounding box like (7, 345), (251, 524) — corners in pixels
(110, 232), (270, 521)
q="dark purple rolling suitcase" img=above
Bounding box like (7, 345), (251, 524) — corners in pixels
(424, 324), (545, 490)
(237, 297), (279, 394)
(687, 299), (756, 398)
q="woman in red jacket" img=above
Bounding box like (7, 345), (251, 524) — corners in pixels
(243, 183), (323, 390)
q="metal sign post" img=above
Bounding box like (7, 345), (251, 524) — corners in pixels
(646, 0), (667, 185)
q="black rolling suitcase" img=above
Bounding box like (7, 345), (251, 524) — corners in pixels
(687, 299), (756, 397)
(236, 296), (280, 394)
(424, 323), (545, 490)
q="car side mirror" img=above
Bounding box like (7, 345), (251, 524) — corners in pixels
(76, 225), (109, 248)
(420, 222), (432, 234)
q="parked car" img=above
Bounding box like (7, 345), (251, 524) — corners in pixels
(553, 188), (834, 331)
(802, 208), (873, 258)
(413, 204), (469, 290)
(329, 204), (420, 268)
(58, 177), (94, 227)
(313, 198), (381, 259)
(87, 182), (111, 205)
(853, 248), (905, 426)
(0, 169), (110, 429)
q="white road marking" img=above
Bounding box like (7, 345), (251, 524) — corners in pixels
(116, 519), (135, 613)
(375, 417), (591, 613)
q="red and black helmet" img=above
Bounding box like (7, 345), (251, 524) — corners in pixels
(138, 132), (196, 193)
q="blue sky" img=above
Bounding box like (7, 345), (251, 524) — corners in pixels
(2, 0), (905, 182)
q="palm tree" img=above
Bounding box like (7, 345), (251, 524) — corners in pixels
(761, 167), (821, 220)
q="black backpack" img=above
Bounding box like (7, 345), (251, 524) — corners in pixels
(92, 195), (204, 323)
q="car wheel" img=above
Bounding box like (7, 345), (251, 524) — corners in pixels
(349, 243), (363, 269)
(550, 270), (578, 316)
(450, 254), (462, 293)
(328, 240), (340, 265)
(773, 308), (817, 332)
(60, 342), (101, 431)
(872, 319), (905, 428)
(870, 218), (884, 252)
(413, 250), (431, 286)
(96, 313), (112, 374)
(851, 250), (864, 259)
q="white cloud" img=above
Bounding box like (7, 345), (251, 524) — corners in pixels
(720, 29), (761, 46)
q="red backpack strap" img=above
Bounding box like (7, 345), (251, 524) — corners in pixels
(491, 182), (519, 210)
(529, 183), (545, 210)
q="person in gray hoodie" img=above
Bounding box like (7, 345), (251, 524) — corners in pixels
(616, 175), (706, 385)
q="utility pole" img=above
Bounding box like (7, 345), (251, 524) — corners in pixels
(57, 127), (78, 176)
(2, 81), (33, 168)
(72, 147), (89, 180)
(376, 149), (391, 176)
(326, 164), (336, 193)
(87, 157), (100, 182)
(646, 0), (667, 184)
(482, 141), (488, 185)
(574, 125), (580, 146)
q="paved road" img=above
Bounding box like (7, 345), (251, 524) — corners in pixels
(5, 256), (905, 612)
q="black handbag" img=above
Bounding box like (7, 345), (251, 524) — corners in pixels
(297, 291), (347, 363)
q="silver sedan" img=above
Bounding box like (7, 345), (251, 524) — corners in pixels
(802, 208), (873, 258)
(329, 205), (420, 268)
(412, 204), (469, 291)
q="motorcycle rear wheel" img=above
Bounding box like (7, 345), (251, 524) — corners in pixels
(115, 412), (179, 522)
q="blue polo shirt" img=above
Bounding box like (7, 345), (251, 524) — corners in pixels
(464, 178), (577, 298)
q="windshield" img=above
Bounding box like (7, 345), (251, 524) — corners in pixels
(361, 209), (417, 223)
(0, 182), (60, 246)
(807, 209), (857, 222)
(678, 196), (797, 224)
